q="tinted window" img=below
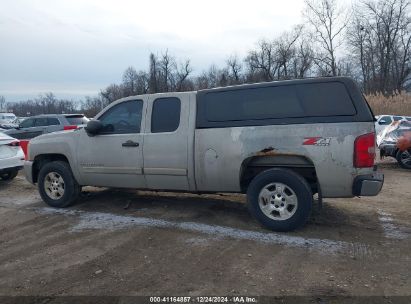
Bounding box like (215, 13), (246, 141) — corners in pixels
(20, 118), (34, 128)
(66, 115), (89, 125)
(151, 98), (181, 133)
(99, 100), (143, 134)
(48, 118), (60, 125)
(393, 116), (403, 121)
(379, 116), (392, 125)
(204, 82), (356, 122)
(34, 118), (48, 127)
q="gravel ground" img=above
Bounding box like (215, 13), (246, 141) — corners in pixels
(0, 161), (410, 297)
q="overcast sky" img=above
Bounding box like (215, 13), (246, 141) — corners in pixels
(0, 0), (307, 102)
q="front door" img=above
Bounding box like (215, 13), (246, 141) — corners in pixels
(10, 117), (43, 139)
(77, 99), (146, 188)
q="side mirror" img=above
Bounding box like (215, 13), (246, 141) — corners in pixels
(85, 120), (103, 136)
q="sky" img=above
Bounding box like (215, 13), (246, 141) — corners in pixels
(0, 0), (307, 102)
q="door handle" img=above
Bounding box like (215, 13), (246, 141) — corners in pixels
(122, 140), (139, 147)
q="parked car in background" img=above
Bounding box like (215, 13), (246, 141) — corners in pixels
(0, 117), (25, 130)
(0, 113), (17, 124)
(378, 120), (411, 169)
(4, 114), (89, 140)
(0, 132), (24, 181)
(375, 115), (411, 135)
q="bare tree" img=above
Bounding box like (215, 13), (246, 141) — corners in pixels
(79, 96), (105, 117)
(347, 0), (411, 94)
(176, 59), (193, 91)
(135, 71), (150, 94)
(149, 53), (159, 93)
(100, 84), (125, 105)
(0, 96), (6, 112)
(245, 39), (278, 81)
(291, 38), (314, 78)
(159, 50), (177, 92)
(304, 0), (348, 76)
(122, 66), (138, 96)
(226, 55), (243, 84)
(276, 26), (303, 79)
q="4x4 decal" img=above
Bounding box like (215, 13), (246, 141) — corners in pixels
(303, 137), (331, 146)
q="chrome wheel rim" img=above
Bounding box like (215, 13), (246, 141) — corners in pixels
(44, 172), (65, 200)
(258, 182), (298, 221)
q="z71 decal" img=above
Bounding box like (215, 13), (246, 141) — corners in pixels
(303, 137), (331, 146)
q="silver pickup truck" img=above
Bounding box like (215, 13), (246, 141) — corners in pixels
(24, 77), (383, 231)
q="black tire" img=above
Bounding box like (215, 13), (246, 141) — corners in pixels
(247, 168), (313, 232)
(396, 149), (411, 169)
(0, 170), (19, 181)
(38, 161), (81, 208)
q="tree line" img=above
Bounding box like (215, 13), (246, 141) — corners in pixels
(3, 0), (411, 117)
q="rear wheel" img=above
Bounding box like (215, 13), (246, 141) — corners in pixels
(38, 161), (80, 207)
(247, 168), (313, 232)
(396, 149), (411, 169)
(0, 170), (18, 181)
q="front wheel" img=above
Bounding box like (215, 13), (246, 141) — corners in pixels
(247, 168), (313, 232)
(396, 149), (411, 169)
(38, 161), (81, 208)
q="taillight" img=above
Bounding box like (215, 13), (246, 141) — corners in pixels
(64, 125), (78, 131)
(7, 140), (20, 147)
(20, 140), (30, 160)
(354, 132), (376, 168)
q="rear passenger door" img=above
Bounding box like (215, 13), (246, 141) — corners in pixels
(32, 117), (50, 136)
(46, 117), (62, 133)
(143, 94), (191, 190)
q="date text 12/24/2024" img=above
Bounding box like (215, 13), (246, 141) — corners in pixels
(150, 297), (258, 303)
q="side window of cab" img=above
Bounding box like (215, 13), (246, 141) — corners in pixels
(98, 100), (143, 134)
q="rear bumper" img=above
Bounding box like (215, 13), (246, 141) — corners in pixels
(352, 169), (384, 196)
(24, 160), (34, 184)
(0, 151), (25, 172)
(0, 165), (23, 173)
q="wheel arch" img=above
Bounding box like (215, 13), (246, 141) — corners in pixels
(239, 154), (318, 194)
(32, 154), (72, 183)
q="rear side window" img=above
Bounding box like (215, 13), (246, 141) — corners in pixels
(393, 116), (403, 121)
(204, 82), (356, 122)
(151, 97), (181, 133)
(48, 118), (60, 125)
(65, 115), (89, 125)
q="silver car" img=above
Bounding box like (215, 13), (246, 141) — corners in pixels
(4, 114), (89, 140)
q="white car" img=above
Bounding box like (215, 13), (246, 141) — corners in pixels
(375, 115), (411, 135)
(0, 132), (25, 181)
(0, 113), (17, 124)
